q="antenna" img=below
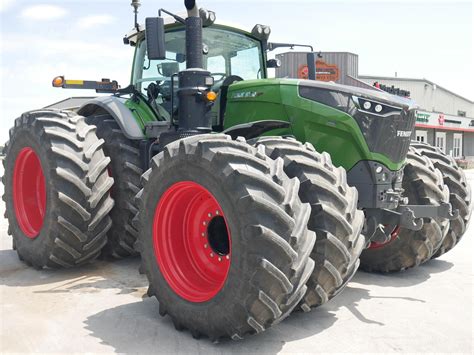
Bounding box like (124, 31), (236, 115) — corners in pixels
(131, 0), (141, 30)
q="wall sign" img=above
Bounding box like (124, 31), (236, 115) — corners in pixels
(416, 112), (430, 123)
(373, 82), (410, 97)
(415, 110), (474, 132)
(298, 60), (340, 82)
(438, 114), (445, 126)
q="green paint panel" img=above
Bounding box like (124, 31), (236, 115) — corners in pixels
(124, 97), (158, 133)
(224, 79), (404, 171)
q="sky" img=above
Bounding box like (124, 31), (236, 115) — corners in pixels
(0, 0), (472, 144)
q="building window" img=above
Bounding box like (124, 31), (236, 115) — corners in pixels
(415, 130), (427, 143)
(435, 132), (446, 153)
(457, 110), (466, 117)
(453, 133), (462, 158)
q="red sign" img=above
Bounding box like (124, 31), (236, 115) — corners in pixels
(298, 60), (340, 82)
(438, 114), (445, 125)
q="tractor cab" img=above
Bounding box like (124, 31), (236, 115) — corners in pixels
(129, 23), (268, 128)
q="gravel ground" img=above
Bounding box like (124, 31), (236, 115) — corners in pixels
(1, 167), (472, 354)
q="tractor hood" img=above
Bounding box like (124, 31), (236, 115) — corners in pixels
(225, 78), (418, 170)
(297, 79), (416, 110)
(228, 78), (416, 110)
(291, 79), (418, 165)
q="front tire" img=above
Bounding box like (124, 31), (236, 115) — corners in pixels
(2, 110), (114, 268)
(251, 137), (365, 311)
(135, 135), (315, 340)
(411, 141), (472, 258)
(360, 146), (449, 273)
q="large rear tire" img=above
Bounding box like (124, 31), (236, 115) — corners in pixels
(85, 115), (142, 258)
(251, 137), (365, 311)
(2, 110), (114, 268)
(360, 146), (449, 273)
(135, 135), (315, 340)
(410, 141), (472, 258)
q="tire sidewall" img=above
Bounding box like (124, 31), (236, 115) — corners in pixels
(4, 126), (56, 265)
(140, 156), (254, 333)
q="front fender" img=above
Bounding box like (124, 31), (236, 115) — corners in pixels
(222, 120), (291, 140)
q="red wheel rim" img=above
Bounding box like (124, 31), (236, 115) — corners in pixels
(13, 147), (46, 238)
(153, 181), (231, 302)
(368, 226), (401, 249)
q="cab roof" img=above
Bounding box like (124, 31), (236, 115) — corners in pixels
(124, 14), (257, 47)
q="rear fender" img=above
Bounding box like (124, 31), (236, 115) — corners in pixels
(78, 96), (145, 140)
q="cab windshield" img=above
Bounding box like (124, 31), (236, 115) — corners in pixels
(132, 26), (264, 120)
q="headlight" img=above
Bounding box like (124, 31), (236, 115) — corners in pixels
(352, 96), (402, 117)
(251, 24), (271, 40)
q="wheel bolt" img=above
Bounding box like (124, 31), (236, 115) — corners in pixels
(218, 257), (222, 262)
(210, 252), (214, 258)
(201, 232), (205, 237)
(204, 244), (208, 249)
(208, 213), (212, 218)
(216, 210), (219, 215)
(202, 221), (206, 226)
(226, 255), (229, 260)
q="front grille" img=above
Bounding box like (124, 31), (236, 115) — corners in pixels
(348, 99), (416, 163)
(298, 84), (416, 164)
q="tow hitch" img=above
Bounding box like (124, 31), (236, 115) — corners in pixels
(365, 202), (459, 244)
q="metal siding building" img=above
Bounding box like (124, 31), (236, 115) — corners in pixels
(276, 51), (474, 161)
(358, 76), (473, 118)
(276, 51), (375, 89)
(359, 76), (474, 160)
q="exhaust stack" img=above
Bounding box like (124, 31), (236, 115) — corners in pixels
(165, 0), (213, 138)
(183, 0), (203, 69)
(185, 0), (199, 17)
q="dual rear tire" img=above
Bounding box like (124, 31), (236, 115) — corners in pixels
(2, 110), (114, 268)
(85, 115), (142, 258)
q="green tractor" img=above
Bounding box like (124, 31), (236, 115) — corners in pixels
(2, 0), (471, 341)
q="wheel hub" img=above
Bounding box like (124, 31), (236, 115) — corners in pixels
(12, 147), (46, 238)
(153, 181), (231, 302)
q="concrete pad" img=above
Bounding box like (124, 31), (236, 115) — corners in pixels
(1, 168), (473, 353)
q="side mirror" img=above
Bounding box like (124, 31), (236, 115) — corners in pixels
(145, 17), (166, 60)
(306, 52), (316, 80)
(266, 59), (281, 68)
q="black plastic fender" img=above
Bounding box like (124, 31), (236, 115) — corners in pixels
(78, 96), (145, 140)
(222, 120), (290, 140)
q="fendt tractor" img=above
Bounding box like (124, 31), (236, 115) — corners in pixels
(3, 0), (471, 341)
